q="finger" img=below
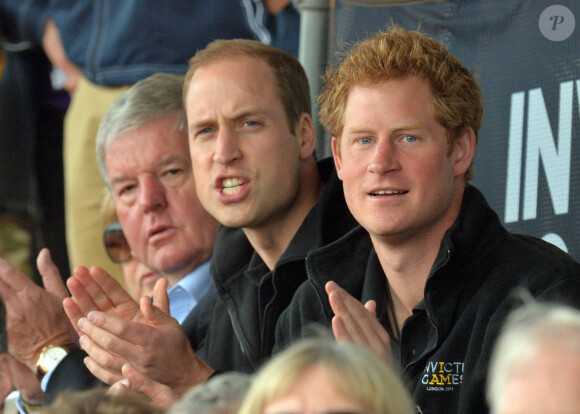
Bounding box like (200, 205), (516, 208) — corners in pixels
(364, 300), (377, 315)
(152, 278), (170, 315)
(328, 286), (390, 355)
(325, 280), (339, 295)
(63, 297), (85, 336)
(331, 315), (353, 342)
(0, 258), (31, 291)
(89, 266), (134, 308)
(8, 355), (43, 403)
(0, 354), (13, 403)
(37, 248), (69, 299)
(362, 300), (390, 345)
(0, 277), (15, 303)
(83, 355), (124, 385)
(71, 266), (112, 313)
(141, 295), (181, 332)
(107, 378), (131, 396)
(122, 363), (180, 410)
(79, 312), (153, 364)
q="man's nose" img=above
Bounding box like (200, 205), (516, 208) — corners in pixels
(213, 127), (242, 165)
(367, 139), (400, 174)
(138, 175), (167, 212)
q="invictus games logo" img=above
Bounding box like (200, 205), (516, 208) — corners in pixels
(539, 5), (575, 41)
(421, 361), (464, 392)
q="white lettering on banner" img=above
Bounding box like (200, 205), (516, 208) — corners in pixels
(505, 80), (578, 224)
(542, 232), (568, 253)
(505, 91), (525, 223)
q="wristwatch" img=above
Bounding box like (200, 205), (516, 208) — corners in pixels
(35, 343), (78, 381)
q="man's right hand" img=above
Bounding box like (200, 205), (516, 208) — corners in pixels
(0, 249), (76, 372)
(326, 281), (393, 362)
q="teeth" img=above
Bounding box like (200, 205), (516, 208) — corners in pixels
(222, 178), (244, 194)
(372, 190), (404, 195)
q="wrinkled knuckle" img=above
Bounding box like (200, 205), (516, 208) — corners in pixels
(118, 323), (130, 337)
(102, 353), (118, 370)
(101, 336), (116, 351)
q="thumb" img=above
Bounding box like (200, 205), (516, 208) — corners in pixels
(108, 378), (131, 397)
(121, 363), (179, 410)
(37, 248), (69, 299)
(152, 278), (170, 315)
(364, 300), (377, 316)
(140, 295), (172, 325)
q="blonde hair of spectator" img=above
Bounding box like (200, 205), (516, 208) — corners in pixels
(238, 338), (415, 414)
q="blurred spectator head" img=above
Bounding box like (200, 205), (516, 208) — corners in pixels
(487, 302), (580, 414)
(168, 372), (252, 414)
(41, 386), (163, 414)
(239, 338), (415, 414)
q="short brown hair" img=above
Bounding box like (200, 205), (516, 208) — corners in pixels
(320, 26), (483, 180)
(183, 39), (311, 133)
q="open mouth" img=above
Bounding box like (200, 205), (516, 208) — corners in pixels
(222, 177), (245, 195)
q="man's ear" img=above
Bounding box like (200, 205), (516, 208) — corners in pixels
(452, 126), (476, 177)
(295, 113), (317, 160)
(331, 137), (343, 180)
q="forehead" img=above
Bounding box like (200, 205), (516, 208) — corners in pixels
(105, 118), (190, 175)
(343, 78), (435, 126)
(186, 56), (279, 110)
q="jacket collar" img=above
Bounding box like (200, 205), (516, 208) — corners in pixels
(211, 157), (356, 289)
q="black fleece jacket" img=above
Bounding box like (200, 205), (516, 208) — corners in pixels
(275, 185), (580, 414)
(191, 157), (358, 373)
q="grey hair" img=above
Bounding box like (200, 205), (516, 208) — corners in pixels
(486, 302), (580, 413)
(168, 372), (253, 414)
(96, 73), (187, 189)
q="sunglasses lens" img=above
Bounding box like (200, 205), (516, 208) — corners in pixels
(103, 223), (131, 263)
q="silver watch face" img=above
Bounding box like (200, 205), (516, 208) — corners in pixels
(42, 346), (68, 371)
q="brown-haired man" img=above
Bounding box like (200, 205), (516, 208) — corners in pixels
(64, 39), (356, 407)
(275, 26), (580, 414)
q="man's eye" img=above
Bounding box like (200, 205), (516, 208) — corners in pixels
(164, 168), (182, 177)
(402, 135), (417, 143)
(244, 120), (260, 127)
(120, 184), (136, 195)
(360, 137), (372, 144)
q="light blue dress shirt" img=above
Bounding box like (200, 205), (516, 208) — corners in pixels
(167, 260), (212, 324)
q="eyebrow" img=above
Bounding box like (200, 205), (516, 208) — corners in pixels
(189, 109), (268, 134)
(110, 154), (189, 186)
